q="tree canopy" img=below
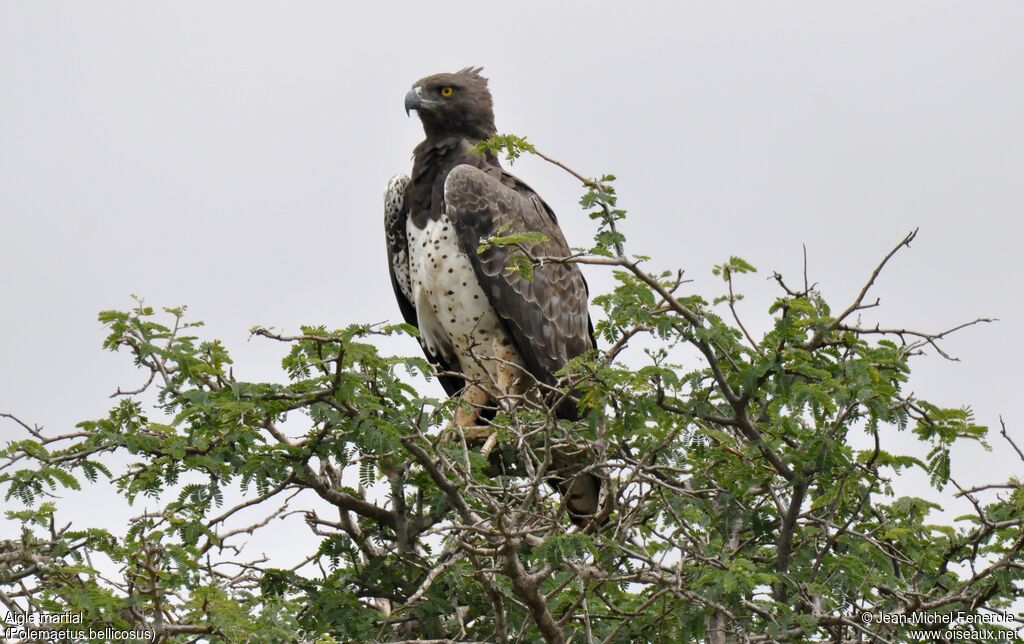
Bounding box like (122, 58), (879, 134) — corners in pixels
(2, 138), (1021, 643)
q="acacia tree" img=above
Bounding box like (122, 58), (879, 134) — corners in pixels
(2, 138), (1022, 643)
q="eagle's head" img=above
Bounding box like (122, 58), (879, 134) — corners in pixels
(405, 67), (496, 141)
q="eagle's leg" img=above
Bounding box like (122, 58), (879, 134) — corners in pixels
(477, 360), (525, 457)
(492, 355), (523, 415)
(452, 356), (523, 436)
(446, 387), (498, 457)
(446, 359), (524, 460)
(449, 384), (491, 443)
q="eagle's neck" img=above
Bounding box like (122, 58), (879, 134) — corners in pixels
(408, 135), (500, 228)
(419, 112), (496, 142)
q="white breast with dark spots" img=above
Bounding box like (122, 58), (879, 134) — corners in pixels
(406, 213), (526, 389)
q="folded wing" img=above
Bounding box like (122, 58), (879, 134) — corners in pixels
(442, 164), (594, 395)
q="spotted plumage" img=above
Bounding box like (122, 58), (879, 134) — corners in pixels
(406, 210), (526, 398)
(384, 68), (603, 523)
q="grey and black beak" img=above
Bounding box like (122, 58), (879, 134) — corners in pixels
(404, 86), (423, 116)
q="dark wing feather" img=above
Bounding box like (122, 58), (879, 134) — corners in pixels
(443, 164), (594, 390)
(444, 164), (604, 518)
(384, 174), (465, 398)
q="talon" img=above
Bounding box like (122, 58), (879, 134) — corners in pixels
(462, 426), (492, 443)
(441, 422), (492, 445)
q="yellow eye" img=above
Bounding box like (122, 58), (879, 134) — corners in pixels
(440, 86), (454, 97)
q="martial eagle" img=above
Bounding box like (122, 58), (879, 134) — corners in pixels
(384, 67), (602, 523)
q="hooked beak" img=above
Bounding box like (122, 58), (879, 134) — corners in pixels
(404, 86), (423, 116)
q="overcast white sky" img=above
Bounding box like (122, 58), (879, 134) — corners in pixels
(2, 2), (1022, 550)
